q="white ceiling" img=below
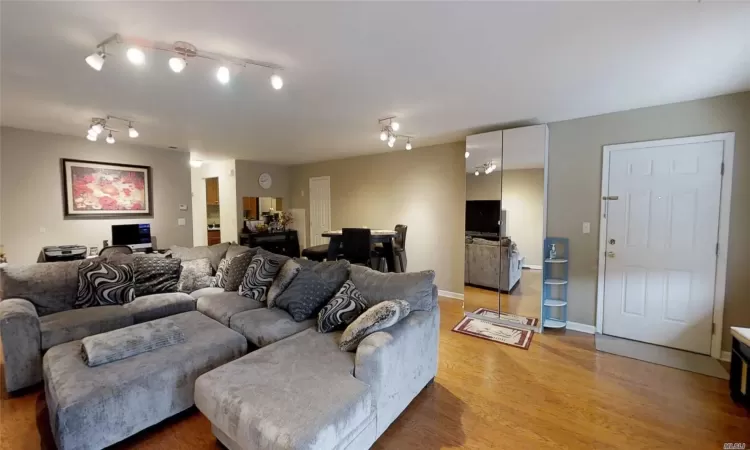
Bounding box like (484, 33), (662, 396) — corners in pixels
(2, 2), (749, 165)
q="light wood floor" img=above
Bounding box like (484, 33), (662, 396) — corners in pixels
(2, 290), (748, 449)
(463, 269), (543, 320)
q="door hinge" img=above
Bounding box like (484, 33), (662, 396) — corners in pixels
(716, 242), (719, 256)
(712, 322), (716, 334)
(720, 162), (724, 176)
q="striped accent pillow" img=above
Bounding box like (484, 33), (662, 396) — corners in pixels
(238, 255), (282, 301)
(317, 280), (368, 333)
(210, 258), (229, 288)
(75, 260), (135, 308)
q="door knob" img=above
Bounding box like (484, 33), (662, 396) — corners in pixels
(607, 251), (615, 258)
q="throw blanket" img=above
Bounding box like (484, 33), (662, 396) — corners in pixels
(81, 318), (185, 367)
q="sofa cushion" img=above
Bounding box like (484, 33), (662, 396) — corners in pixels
(169, 242), (230, 272)
(75, 260), (135, 308)
(194, 329), (373, 450)
(229, 308), (315, 348)
(266, 259), (301, 308)
(0, 260), (82, 316)
(124, 292), (196, 323)
(40, 306), (133, 350)
(317, 280), (368, 333)
(176, 258), (213, 293)
(226, 244), (256, 260)
(349, 265), (436, 311)
(274, 267), (339, 322)
(311, 259), (350, 291)
(222, 251), (256, 292)
(196, 292), (263, 326)
(238, 254), (283, 301)
(339, 300), (411, 352)
(189, 287), (223, 300)
(134, 256), (181, 297)
(209, 258), (229, 288)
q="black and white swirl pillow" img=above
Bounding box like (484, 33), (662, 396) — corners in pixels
(238, 255), (282, 301)
(317, 280), (368, 333)
(75, 259), (135, 308)
(210, 258), (229, 288)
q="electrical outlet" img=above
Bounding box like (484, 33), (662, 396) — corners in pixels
(40, 227), (46, 233)
(582, 222), (591, 234)
(178, 218), (186, 226)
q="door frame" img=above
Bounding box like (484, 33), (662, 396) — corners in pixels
(595, 132), (735, 359)
(308, 176), (331, 247)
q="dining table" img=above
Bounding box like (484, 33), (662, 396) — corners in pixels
(322, 229), (398, 272)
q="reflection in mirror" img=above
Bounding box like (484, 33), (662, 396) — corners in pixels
(242, 197), (285, 233)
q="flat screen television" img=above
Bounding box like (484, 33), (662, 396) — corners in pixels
(465, 200), (501, 235)
(112, 224), (152, 250)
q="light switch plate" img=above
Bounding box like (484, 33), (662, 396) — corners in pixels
(179, 204), (188, 211)
(178, 218), (186, 226)
(582, 222), (591, 234)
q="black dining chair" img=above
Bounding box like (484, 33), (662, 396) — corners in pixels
(394, 224), (408, 272)
(301, 244), (329, 262)
(340, 228), (382, 268)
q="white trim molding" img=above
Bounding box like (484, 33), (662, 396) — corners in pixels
(523, 264), (543, 270)
(566, 321), (596, 334)
(595, 132), (735, 360)
(438, 290), (464, 300)
(720, 351), (732, 363)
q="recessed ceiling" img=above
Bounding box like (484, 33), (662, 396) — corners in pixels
(2, 2), (749, 164)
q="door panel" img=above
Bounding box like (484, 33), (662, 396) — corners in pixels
(309, 177), (331, 248)
(602, 141), (723, 354)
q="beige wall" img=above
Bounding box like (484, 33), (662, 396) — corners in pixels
(234, 160), (290, 231)
(547, 91), (750, 350)
(0, 127), (193, 263)
(466, 169), (544, 267)
(289, 142), (466, 293)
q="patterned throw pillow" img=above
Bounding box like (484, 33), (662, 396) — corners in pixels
(75, 260), (135, 308)
(239, 255), (283, 301)
(339, 299), (411, 351)
(134, 255), (181, 297)
(317, 280), (368, 333)
(176, 258), (213, 293)
(267, 260), (302, 308)
(210, 258), (229, 288)
(223, 251), (256, 292)
(274, 267), (339, 322)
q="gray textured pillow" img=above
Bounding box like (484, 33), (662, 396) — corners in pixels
(169, 242), (230, 271)
(176, 258), (213, 293)
(222, 251), (256, 292)
(274, 267), (338, 322)
(227, 244), (257, 260)
(134, 256), (181, 297)
(349, 265), (435, 311)
(339, 299), (411, 351)
(267, 259), (302, 308)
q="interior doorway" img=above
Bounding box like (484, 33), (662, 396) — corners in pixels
(309, 176), (331, 247)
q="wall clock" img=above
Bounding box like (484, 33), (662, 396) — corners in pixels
(258, 172), (273, 189)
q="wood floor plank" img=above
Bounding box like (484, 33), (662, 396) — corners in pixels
(1, 275), (748, 449)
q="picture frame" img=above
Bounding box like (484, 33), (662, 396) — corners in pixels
(61, 158), (154, 218)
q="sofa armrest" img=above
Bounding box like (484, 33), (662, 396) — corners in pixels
(354, 306), (439, 435)
(0, 299), (43, 391)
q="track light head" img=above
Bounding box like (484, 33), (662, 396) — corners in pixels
(106, 132), (115, 144)
(85, 51), (106, 71)
(474, 170), (479, 176)
(86, 131), (98, 142)
(405, 139), (412, 151)
(379, 130), (388, 141)
(387, 135), (396, 147)
(270, 73), (284, 90)
(128, 123), (139, 138)
(465, 151), (470, 159)
(91, 123), (103, 134)
(168, 57), (187, 73)
(216, 66), (230, 84)
(126, 47), (146, 65)
(391, 121), (400, 132)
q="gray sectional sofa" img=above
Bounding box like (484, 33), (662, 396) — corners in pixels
(0, 245), (441, 450)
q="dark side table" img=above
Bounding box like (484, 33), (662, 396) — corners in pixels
(730, 327), (750, 410)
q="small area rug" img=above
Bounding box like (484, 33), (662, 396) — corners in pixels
(452, 309), (536, 349)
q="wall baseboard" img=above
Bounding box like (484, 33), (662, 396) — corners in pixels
(523, 264), (542, 270)
(566, 321), (596, 334)
(438, 290), (464, 300)
(720, 350), (732, 362)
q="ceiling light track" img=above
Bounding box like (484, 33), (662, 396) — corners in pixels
(473, 161), (498, 176)
(86, 33), (285, 88)
(85, 115), (138, 144)
(377, 116), (413, 151)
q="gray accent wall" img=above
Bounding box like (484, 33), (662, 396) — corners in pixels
(547, 91), (750, 350)
(0, 127), (193, 263)
(289, 142), (466, 294)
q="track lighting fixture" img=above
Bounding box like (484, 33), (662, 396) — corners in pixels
(106, 132), (116, 144)
(86, 34), (284, 90)
(86, 130), (98, 141)
(474, 170), (480, 176)
(85, 116), (137, 144)
(465, 151), (470, 159)
(474, 161), (498, 176)
(377, 116), (413, 152)
(128, 122), (139, 138)
(85, 51), (106, 71)
(126, 47), (146, 65)
(216, 66), (230, 84)
(91, 123), (103, 134)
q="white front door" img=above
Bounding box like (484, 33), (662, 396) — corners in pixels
(602, 139), (724, 354)
(309, 176), (331, 247)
